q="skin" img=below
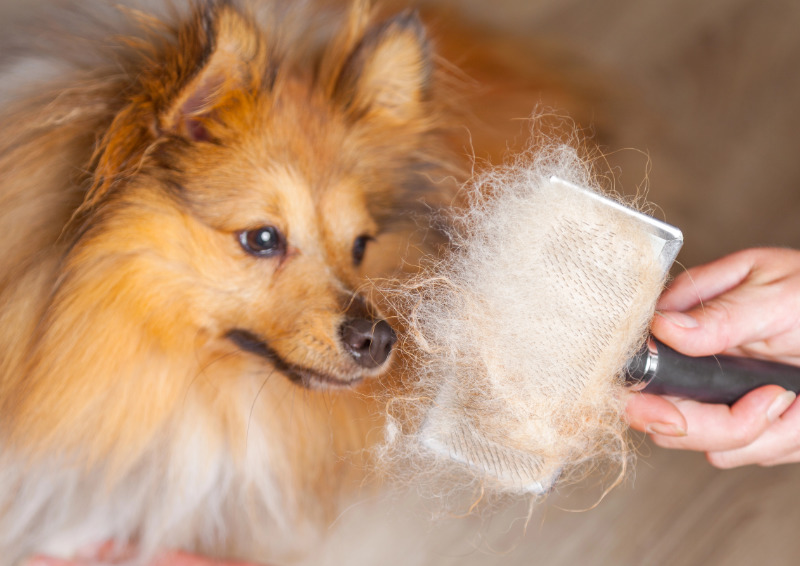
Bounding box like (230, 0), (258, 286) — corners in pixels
(626, 247), (800, 468)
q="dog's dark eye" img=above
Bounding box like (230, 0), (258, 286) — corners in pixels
(239, 226), (284, 257)
(352, 235), (373, 266)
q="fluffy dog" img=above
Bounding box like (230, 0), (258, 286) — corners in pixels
(0, 1), (453, 563)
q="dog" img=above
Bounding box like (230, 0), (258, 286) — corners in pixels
(0, 1), (456, 563)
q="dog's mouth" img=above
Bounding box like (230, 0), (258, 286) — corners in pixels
(225, 329), (366, 389)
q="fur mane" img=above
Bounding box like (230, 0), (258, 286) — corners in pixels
(0, 2), (455, 563)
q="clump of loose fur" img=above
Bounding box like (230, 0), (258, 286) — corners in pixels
(381, 133), (665, 506)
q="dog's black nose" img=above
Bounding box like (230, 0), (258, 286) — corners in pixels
(340, 318), (396, 368)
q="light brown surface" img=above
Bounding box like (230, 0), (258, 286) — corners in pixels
(430, 0), (800, 269)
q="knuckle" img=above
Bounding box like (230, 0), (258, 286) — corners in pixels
(702, 301), (734, 348)
(729, 422), (759, 446)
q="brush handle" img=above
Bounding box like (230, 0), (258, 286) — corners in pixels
(626, 337), (800, 405)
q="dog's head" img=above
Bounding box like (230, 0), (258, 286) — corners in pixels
(66, 2), (444, 391)
(0, 2), (453, 549)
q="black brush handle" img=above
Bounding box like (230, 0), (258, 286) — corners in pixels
(626, 337), (800, 405)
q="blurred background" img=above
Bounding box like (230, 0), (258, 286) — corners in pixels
(399, 1), (800, 564)
(419, 0), (800, 268)
(413, 1), (800, 564)
(2, 0), (799, 564)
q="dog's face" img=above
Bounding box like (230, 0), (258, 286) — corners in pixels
(67, 4), (436, 393)
(149, 84), (399, 389)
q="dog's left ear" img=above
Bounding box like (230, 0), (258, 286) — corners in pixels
(160, 3), (269, 141)
(332, 13), (431, 123)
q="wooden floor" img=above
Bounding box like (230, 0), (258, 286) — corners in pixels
(2, 0), (800, 564)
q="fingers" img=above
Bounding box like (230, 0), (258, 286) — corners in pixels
(653, 296), (755, 357)
(626, 385), (799, 466)
(652, 250), (758, 356)
(634, 385), (799, 469)
(655, 287), (800, 359)
(656, 248), (758, 312)
(648, 386), (793, 452)
(633, 248), (800, 468)
(625, 392), (686, 436)
(706, 394), (800, 468)
(653, 257), (800, 358)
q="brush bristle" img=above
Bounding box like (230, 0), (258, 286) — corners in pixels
(382, 137), (666, 503)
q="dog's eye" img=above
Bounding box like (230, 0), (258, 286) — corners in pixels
(239, 226), (284, 257)
(352, 235), (373, 266)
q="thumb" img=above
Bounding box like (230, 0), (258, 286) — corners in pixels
(652, 248), (800, 358)
(653, 285), (770, 357)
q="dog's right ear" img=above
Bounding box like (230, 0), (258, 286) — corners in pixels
(158, 2), (271, 142)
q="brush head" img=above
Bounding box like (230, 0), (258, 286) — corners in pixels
(385, 148), (676, 498)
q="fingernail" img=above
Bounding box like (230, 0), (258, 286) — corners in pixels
(767, 391), (796, 423)
(657, 310), (699, 329)
(645, 422), (688, 437)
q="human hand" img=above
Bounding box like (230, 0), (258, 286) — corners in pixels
(626, 247), (800, 467)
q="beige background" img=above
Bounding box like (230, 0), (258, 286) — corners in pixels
(428, 0), (800, 270)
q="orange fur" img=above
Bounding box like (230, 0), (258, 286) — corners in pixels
(0, 1), (454, 562)
(0, 0), (605, 562)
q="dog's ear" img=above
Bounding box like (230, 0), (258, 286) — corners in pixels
(332, 13), (431, 123)
(160, 2), (270, 141)
(82, 3), (271, 216)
